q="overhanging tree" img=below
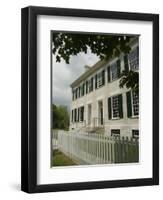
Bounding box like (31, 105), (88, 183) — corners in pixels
(52, 33), (139, 93)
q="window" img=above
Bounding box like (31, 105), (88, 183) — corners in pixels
(111, 129), (120, 137)
(79, 86), (81, 98)
(81, 83), (85, 96)
(71, 110), (74, 122)
(111, 63), (118, 81)
(86, 80), (88, 94)
(88, 77), (93, 92)
(72, 90), (75, 101)
(95, 70), (105, 89)
(128, 47), (139, 70)
(126, 90), (139, 118)
(80, 106), (84, 121)
(132, 130), (139, 139)
(78, 87), (80, 98)
(108, 94), (123, 119)
(97, 73), (103, 87)
(74, 109), (77, 122)
(112, 96), (120, 118)
(132, 91), (139, 116)
(108, 59), (121, 82)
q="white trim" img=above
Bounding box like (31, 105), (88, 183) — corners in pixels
(111, 95), (120, 120)
(128, 45), (139, 71)
(131, 90), (139, 118)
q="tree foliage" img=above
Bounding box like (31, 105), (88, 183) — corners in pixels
(52, 104), (70, 130)
(52, 33), (139, 92)
(52, 33), (132, 64)
(119, 70), (139, 94)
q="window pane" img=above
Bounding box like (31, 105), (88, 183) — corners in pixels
(111, 62), (118, 81)
(97, 72), (103, 88)
(111, 129), (120, 137)
(129, 47), (139, 70)
(112, 95), (120, 118)
(132, 130), (139, 138)
(132, 91), (139, 116)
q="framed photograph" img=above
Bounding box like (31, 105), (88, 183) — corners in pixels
(21, 6), (159, 193)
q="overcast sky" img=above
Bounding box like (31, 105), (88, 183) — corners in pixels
(52, 48), (99, 111)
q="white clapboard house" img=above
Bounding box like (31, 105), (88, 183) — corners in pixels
(69, 37), (139, 138)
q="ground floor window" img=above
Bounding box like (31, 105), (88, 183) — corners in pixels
(111, 129), (120, 137)
(112, 96), (120, 118)
(80, 106), (84, 122)
(126, 90), (139, 118)
(132, 130), (139, 139)
(108, 94), (123, 119)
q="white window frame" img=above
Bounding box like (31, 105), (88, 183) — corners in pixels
(128, 46), (139, 71)
(111, 95), (120, 119)
(111, 129), (120, 137)
(132, 129), (139, 139)
(110, 61), (118, 82)
(88, 78), (93, 92)
(96, 71), (103, 88)
(131, 91), (139, 117)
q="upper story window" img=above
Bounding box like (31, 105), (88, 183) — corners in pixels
(111, 63), (118, 81)
(81, 83), (85, 97)
(86, 80), (88, 94)
(88, 77), (93, 92)
(95, 70), (105, 89)
(128, 47), (139, 71)
(72, 90), (75, 101)
(108, 59), (121, 82)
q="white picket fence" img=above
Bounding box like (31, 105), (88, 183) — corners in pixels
(53, 131), (139, 165)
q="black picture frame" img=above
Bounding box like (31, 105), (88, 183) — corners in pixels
(21, 6), (159, 193)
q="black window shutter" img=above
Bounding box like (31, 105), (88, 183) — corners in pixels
(137, 46), (139, 66)
(91, 77), (94, 91)
(83, 83), (85, 95)
(117, 59), (121, 78)
(80, 106), (84, 121)
(107, 66), (110, 82)
(102, 70), (105, 85)
(71, 110), (73, 122)
(79, 87), (81, 97)
(78, 108), (80, 122)
(108, 97), (112, 119)
(118, 94), (123, 118)
(95, 74), (97, 89)
(76, 88), (78, 99)
(126, 91), (132, 118)
(124, 54), (129, 72)
(86, 81), (88, 94)
(74, 108), (77, 122)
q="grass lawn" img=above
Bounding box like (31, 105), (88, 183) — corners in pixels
(52, 150), (77, 166)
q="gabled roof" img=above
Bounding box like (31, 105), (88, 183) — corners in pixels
(70, 36), (139, 88)
(70, 59), (107, 88)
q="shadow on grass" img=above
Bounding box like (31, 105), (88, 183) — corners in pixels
(52, 150), (77, 167)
